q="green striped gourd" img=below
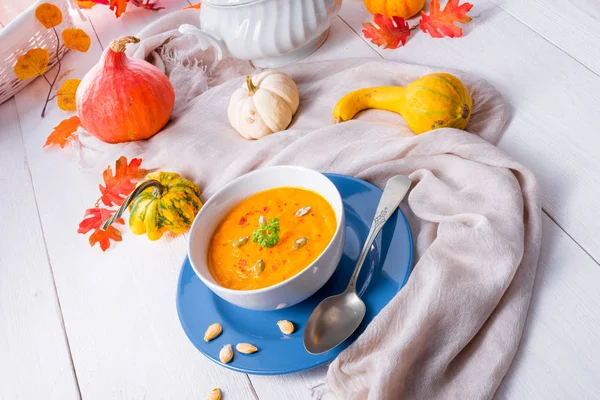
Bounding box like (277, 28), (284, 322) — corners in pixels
(128, 172), (202, 240)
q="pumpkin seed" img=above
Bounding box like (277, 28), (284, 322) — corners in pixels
(295, 206), (312, 217)
(232, 236), (249, 248)
(219, 344), (233, 363)
(236, 343), (258, 354)
(277, 320), (295, 335)
(258, 216), (266, 226)
(203, 323), (223, 342)
(293, 237), (308, 250)
(206, 388), (221, 400)
(254, 259), (265, 275)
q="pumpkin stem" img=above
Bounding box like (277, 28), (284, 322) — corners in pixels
(461, 104), (470, 119)
(100, 179), (164, 231)
(109, 36), (141, 53)
(246, 76), (258, 95)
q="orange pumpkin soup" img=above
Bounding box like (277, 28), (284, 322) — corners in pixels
(208, 187), (337, 290)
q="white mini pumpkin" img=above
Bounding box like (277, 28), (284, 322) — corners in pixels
(227, 71), (300, 140)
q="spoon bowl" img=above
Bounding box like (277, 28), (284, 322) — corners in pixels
(304, 291), (366, 354)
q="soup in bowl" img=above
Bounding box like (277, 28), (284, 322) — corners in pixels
(188, 166), (345, 311)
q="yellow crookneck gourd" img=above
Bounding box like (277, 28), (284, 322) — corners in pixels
(332, 73), (473, 135)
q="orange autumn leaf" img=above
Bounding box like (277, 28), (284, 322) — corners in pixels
(184, 3), (201, 9)
(89, 226), (122, 251)
(13, 48), (49, 80)
(62, 28), (91, 52)
(56, 79), (81, 111)
(419, 0), (473, 38)
(44, 116), (81, 148)
(35, 3), (63, 29)
(362, 14), (411, 49)
(77, 0), (97, 8)
(78, 207), (124, 251)
(109, 0), (127, 17)
(99, 157), (147, 207)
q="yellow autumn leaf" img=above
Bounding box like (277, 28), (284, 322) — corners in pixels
(35, 3), (63, 29)
(14, 48), (50, 80)
(62, 28), (91, 52)
(77, 1), (97, 8)
(56, 79), (81, 111)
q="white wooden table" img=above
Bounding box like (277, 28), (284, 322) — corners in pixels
(2, 1), (600, 399)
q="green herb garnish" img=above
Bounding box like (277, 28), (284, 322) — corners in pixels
(252, 217), (280, 248)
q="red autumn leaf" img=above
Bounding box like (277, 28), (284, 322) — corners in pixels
(362, 14), (411, 49)
(89, 226), (122, 251)
(78, 207), (124, 251)
(77, 207), (123, 234)
(419, 0), (473, 38)
(44, 116), (81, 149)
(99, 156), (147, 207)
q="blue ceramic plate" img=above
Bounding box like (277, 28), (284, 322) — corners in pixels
(176, 174), (413, 375)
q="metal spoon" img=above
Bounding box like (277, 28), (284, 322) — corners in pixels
(303, 175), (412, 354)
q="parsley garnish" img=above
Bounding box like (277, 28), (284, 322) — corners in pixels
(251, 217), (280, 248)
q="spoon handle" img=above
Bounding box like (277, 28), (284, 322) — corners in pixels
(346, 175), (412, 293)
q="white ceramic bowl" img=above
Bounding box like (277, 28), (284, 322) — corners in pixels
(187, 166), (345, 311)
(179, 0), (342, 68)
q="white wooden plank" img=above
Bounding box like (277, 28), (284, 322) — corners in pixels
(250, 366), (335, 400)
(0, 99), (80, 400)
(13, 3), (256, 398)
(338, 0), (600, 262)
(301, 16), (380, 63)
(491, 0), (600, 77)
(496, 214), (600, 399)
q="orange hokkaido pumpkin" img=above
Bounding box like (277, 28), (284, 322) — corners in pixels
(76, 36), (175, 143)
(364, 0), (426, 19)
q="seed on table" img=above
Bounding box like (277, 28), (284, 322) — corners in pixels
(220, 344), (233, 363)
(236, 343), (258, 354)
(277, 320), (295, 335)
(206, 388), (221, 400)
(293, 237), (308, 250)
(232, 236), (248, 248)
(204, 323), (222, 342)
(295, 205), (311, 217)
(254, 259), (265, 276)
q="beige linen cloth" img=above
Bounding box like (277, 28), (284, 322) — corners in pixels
(74, 9), (542, 400)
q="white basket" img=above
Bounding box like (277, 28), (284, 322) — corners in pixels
(0, 0), (83, 105)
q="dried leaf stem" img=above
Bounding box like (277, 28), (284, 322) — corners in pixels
(41, 27), (63, 118)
